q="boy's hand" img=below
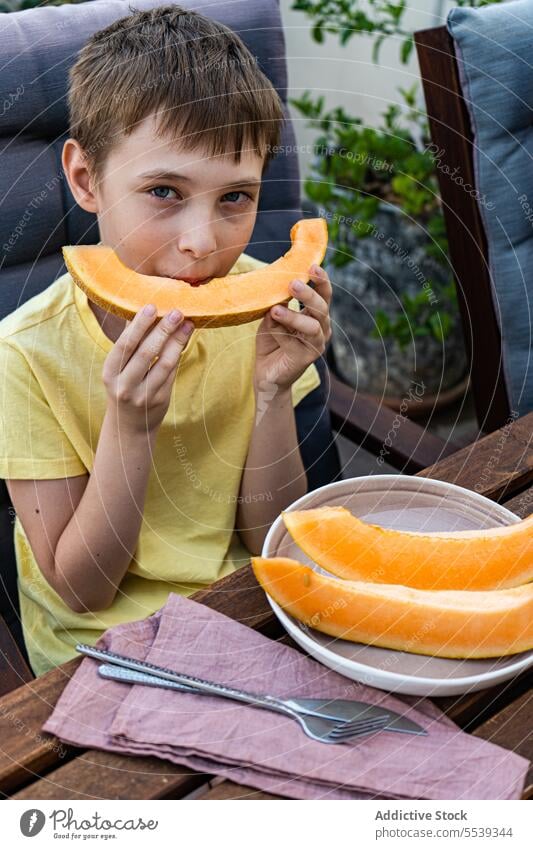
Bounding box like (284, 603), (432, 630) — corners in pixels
(102, 305), (195, 435)
(254, 264), (332, 392)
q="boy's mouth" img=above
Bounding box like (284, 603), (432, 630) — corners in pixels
(183, 277), (210, 287)
(170, 275), (211, 287)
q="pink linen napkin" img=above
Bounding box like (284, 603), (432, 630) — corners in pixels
(42, 593), (529, 800)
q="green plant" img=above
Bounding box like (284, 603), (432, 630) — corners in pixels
(291, 87), (441, 260)
(374, 281), (458, 350)
(291, 0), (503, 354)
(292, 0), (504, 65)
(0, 0), (82, 11)
(290, 87), (458, 348)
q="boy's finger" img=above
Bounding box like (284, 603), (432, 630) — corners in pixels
(271, 304), (322, 341)
(140, 355), (177, 401)
(121, 309), (189, 384)
(290, 279), (329, 321)
(107, 304), (159, 373)
(308, 264), (333, 306)
(142, 321), (195, 391)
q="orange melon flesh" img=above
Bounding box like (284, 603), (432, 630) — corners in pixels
(62, 218), (328, 328)
(251, 556), (533, 659)
(282, 506), (533, 591)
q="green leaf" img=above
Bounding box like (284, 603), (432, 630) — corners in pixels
(372, 34), (386, 64)
(398, 82), (418, 107)
(386, 1), (407, 24)
(429, 312), (447, 343)
(312, 20), (325, 43)
(374, 309), (391, 337)
(340, 26), (353, 46)
(400, 36), (414, 64)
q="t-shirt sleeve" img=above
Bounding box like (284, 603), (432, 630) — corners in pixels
(0, 339), (86, 479)
(287, 297), (322, 408)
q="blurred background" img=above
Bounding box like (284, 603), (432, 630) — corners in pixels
(283, 1), (455, 172)
(278, 0), (504, 474)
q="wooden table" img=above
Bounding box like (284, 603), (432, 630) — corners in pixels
(1, 413), (531, 800)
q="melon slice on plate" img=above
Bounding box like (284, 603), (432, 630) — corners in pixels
(251, 556), (533, 659)
(282, 506), (533, 591)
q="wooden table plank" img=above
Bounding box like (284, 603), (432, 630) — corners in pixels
(196, 779), (283, 801)
(472, 689), (532, 799)
(0, 658), (79, 795)
(417, 411), (532, 500)
(0, 614), (33, 698)
(12, 751), (211, 801)
(435, 671), (532, 730)
(502, 488), (533, 520)
(184, 562), (276, 634)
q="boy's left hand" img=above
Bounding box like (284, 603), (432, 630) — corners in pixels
(254, 263), (332, 391)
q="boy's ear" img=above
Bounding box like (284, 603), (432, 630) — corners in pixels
(62, 138), (99, 214)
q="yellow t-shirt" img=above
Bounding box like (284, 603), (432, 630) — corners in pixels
(0, 251), (320, 677)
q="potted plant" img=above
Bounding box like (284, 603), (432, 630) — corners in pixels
(293, 90), (468, 411)
(290, 0), (502, 412)
(1, 0), (84, 11)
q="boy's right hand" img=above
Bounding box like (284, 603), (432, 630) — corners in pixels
(102, 305), (195, 435)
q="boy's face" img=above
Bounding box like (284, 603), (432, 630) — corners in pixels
(63, 112), (264, 285)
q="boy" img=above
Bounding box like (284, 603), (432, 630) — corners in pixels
(0, 5), (332, 677)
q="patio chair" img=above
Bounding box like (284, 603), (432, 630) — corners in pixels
(0, 0), (451, 690)
(414, 0), (533, 433)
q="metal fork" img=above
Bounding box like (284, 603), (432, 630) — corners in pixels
(97, 663), (390, 744)
(76, 643), (391, 725)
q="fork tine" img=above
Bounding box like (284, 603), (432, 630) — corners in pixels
(334, 716), (390, 731)
(327, 715), (390, 735)
(328, 725), (387, 743)
(331, 717), (387, 737)
(327, 716), (390, 739)
(329, 722), (389, 740)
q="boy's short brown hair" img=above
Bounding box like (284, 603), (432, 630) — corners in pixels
(67, 4), (285, 187)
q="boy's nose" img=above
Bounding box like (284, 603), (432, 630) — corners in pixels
(176, 220), (217, 259)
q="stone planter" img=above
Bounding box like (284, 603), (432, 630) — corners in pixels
(325, 205), (468, 414)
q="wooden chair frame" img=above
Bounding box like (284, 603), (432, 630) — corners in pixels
(414, 26), (511, 433)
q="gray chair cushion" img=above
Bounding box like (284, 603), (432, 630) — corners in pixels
(448, 0), (533, 416)
(0, 0), (302, 317)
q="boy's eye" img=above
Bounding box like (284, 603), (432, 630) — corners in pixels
(222, 190), (252, 204)
(150, 186), (180, 201)
(148, 186), (253, 204)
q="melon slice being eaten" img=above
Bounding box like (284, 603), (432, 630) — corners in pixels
(62, 218), (328, 328)
(251, 556), (533, 658)
(282, 506), (533, 591)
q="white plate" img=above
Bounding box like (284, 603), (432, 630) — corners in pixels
(261, 474), (533, 697)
